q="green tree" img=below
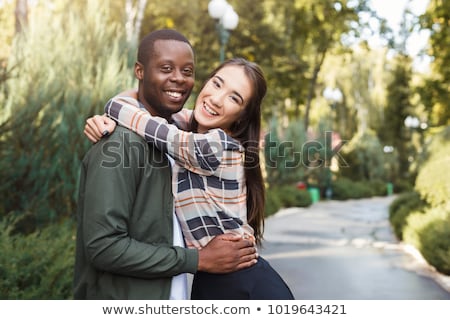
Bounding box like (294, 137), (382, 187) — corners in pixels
(0, 0), (133, 230)
(380, 54), (414, 180)
(419, 0), (450, 126)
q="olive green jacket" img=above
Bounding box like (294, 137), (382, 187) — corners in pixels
(73, 126), (198, 299)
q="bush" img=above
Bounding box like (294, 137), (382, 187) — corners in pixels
(331, 177), (373, 200)
(393, 178), (414, 193)
(367, 179), (390, 196)
(265, 189), (283, 217)
(0, 218), (76, 299)
(403, 205), (450, 275)
(388, 191), (427, 240)
(414, 126), (450, 207)
(276, 185), (312, 208)
(265, 185), (312, 217)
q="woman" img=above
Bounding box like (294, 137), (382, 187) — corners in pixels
(85, 58), (294, 299)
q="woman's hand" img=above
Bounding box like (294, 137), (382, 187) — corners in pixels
(84, 114), (116, 143)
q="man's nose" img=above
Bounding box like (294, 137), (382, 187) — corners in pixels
(170, 69), (186, 82)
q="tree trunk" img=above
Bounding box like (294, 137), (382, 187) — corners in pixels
(304, 50), (326, 131)
(125, 0), (148, 48)
(14, 0), (28, 34)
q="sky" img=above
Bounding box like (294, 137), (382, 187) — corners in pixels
(369, 0), (431, 71)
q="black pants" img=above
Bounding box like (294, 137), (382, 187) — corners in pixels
(191, 257), (295, 300)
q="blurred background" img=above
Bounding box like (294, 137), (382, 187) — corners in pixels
(0, 0), (448, 298)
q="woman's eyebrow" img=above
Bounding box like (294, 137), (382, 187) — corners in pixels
(215, 75), (244, 104)
(214, 75), (224, 84)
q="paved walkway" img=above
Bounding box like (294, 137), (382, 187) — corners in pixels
(260, 196), (450, 300)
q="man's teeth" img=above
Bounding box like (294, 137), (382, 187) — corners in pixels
(204, 104), (218, 115)
(167, 91), (182, 98)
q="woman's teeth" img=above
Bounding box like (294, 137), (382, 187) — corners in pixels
(204, 104), (218, 115)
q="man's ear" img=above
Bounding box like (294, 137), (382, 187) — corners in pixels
(134, 62), (144, 80)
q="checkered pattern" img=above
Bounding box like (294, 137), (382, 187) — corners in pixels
(105, 97), (253, 248)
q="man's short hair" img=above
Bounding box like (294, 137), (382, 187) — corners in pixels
(137, 29), (193, 65)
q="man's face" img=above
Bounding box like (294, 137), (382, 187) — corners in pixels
(136, 39), (195, 120)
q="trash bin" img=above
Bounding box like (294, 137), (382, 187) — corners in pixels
(386, 182), (393, 196)
(307, 187), (320, 203)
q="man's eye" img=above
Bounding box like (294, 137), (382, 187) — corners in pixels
(183, 68), (193, 76)
(161, 66), (172, 72)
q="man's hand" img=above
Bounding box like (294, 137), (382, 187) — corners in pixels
(84, 114), (116, 143)
(197, 234), (258, 273)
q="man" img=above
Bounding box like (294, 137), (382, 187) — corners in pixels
(73, 29), (257, 300)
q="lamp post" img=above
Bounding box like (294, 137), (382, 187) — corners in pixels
(383, 145), (395, 195)
(208, 0), (239, 62)
(323, 87), (343, 200)
(404, 115), (421, 162)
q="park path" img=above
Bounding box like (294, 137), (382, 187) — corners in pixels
(260, 196), (450, 299)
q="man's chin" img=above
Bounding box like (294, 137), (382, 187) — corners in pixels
(157, 104), (184, 119)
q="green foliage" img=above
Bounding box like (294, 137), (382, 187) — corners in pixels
(0, 217), (76, 299)
(419, 0), (450, 126)
(276, 185), (312, 208)
(414, 126), (450, 207)
(331, 177), (373, 200)
(0, 0), (134, 228)
(388, 191), (427, 240)
(378, 54), (414, 179)
(265, 189), (283, 217)
(264, 118), (308, 187)
(339, 130), (386, 181)
(388, 127), (450, 274)
(265, 184), (312, 217)
(403, 205), (450, 275)
(393, 178), (414, 193)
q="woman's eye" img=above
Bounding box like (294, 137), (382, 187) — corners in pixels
(213, 80), (221, 88)
(231, 96), (240, 103)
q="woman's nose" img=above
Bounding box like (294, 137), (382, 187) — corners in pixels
(210, 92), (226, 107)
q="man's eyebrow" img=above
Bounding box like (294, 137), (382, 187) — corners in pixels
(215, 75), (244, 104)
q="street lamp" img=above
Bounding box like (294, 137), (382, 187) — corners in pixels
(404, 115), (421, 164)
(208, 0), (239, 62)
(383, 145), (395, 195)
(323, 87), (343, 200)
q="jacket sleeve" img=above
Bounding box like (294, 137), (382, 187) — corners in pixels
(104, 96), (243, 176)
(80, 128), (198, 278)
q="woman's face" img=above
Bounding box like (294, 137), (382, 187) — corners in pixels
(193, 65), (252, 134)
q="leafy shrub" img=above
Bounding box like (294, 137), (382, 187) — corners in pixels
(393, 178), (414, 193)
(331, 177), (373, 200)
(388, 191), (427, 240)
(265, 189), (283, 217)
(0, 218), (76, 299)
(367, 179), (390, 196)
(414, 126), (450, 207)
(403, 206), (450, 275)
(276, 185), (312, 208)
(265, 185), (312, 217)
